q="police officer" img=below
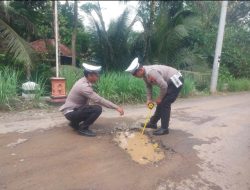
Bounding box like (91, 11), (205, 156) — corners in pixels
(60, 63), (124, 137)
(125, 58), (183, 135)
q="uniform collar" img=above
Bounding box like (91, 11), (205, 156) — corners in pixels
(83, 77), (93, 86)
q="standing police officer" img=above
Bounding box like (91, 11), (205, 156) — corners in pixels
(60, 63), (124, 137)
(125, 58), (183, 135)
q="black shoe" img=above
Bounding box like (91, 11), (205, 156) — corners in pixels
(153, 128), (169, 136)
(69, 122), (79, 130)
(140, 122), (157, 129)
(78, 126), (96, 137)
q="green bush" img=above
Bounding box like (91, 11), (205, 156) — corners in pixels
(218, 66), (250, 92)
(181, 70), (210, 91)
(180, 77), (196, 98)
(59, 65), (83, 93)
(96, 73), (146, 104)
(7, 65), (249, 109)
(0, 66), (20, 109)
(218, 65), (234, 82)
(96, 72), (161, 104)
(227, 79), (250, 92)
(0, 66), (50, 110)
(31, 73), (48, 101)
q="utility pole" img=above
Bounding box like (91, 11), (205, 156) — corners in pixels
(71, 1), (78, 67)
(49, 1), (67, 103)
(54, 0), (59, 78)
(210, 1), (228, 94)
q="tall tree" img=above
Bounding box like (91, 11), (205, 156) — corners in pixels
(81, 2), (136, 70)
(153, 2), (202, 68)
(137, 1), (156, 64)
(132, 1), (202, 70)
(81, 2), (114, 70)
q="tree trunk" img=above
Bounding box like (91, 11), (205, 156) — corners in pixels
(71, 1), (78, 66)
(141, 0), (156, 64)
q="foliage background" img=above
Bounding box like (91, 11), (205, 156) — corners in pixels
(0, 1), (250, 109)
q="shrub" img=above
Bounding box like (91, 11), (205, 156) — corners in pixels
(96, 73), (146, 104)
(180, 77), (196, 97)
(96, 72), (161, 104)
(58, 65), (83, 93)
(0, 66), (20, 109)
(227, 79), (250, 92)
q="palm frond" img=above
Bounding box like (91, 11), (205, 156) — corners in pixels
(0, 19), (34, 77)
(0, 3), (36, 36)
(173, 24), (189, 39)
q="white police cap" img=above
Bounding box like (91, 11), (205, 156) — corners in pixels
(125, 57), (140, 74)
(82, 63), (102, 73)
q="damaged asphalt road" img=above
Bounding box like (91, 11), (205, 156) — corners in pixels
(0, 92), (250, 190)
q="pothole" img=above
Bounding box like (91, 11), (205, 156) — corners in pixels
(114, 130), (165, 165)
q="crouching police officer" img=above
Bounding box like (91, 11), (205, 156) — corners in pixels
(125, 58), (183, 135)
(60, 63), (124, 137)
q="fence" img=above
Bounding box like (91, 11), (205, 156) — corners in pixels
(180, 70), (211, 90)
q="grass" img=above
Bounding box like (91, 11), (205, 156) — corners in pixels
(217, 66), (250, 92)
(1, 65), (249, 110)
(47, 67), (208, 102)
(0, 66), (20, 109)
(59, 65), (82, 93)
(216, 65), (250, 92)
(25, 73), (49, 109)
(54, 69), (197, 104)
(96, 73), (149, 104)
(96, 72), (198, 104)
(227, 78), (250, 92)
(58, 68), (159, 104)
(0, 66), (50, 110)
(180, 70), (210, 91)
(180, 77), (195, 98)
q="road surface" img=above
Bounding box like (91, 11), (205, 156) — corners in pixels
(0, 92), (249, 190)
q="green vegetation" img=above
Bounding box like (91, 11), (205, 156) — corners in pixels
(218, 66), (250, 92)
(0, 67), (20, 109)
(31, 73), (48, 101)
(0, 64), (249, 110)
(180, 78), (196, 98)
(59, 65), (82, 93)
(227, 79), (250, 92)
(0, 66), (48, 110)
(0, 1), (250, 110)
(96, 73), (146, 104)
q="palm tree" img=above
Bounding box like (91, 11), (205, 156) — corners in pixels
(153, 4), (201, 66)
(137, 1), (156, 64)
(107, 9), (132, 70)
(131, 1), (203, 70)
(0, 1), (35, 79)
(81, 2), (114, 70)
(81, 2), (136, 71)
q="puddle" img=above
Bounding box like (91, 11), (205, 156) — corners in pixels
(114, 131), (165, 165)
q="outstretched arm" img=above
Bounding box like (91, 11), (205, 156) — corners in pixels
(80, 85), (124, 115)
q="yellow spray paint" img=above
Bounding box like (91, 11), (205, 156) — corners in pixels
(141, 103), (155, 135)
